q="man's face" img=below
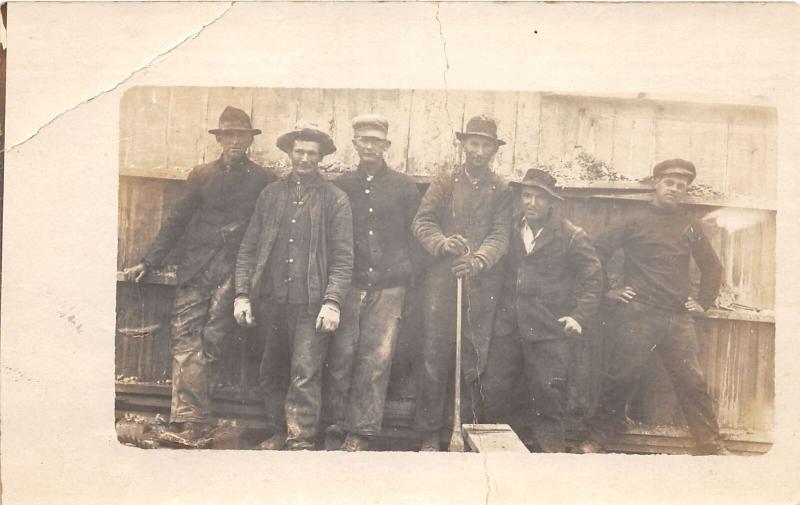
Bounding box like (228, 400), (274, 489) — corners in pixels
(653, 174), (690, 209)
(352, 136), (390, 164)
(462, 136), (499, 170)
(520, 186), (554, 223)
(290, 140), (323, 175)
(216, 131), (254, 162)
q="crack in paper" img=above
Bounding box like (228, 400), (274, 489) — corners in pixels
(4, 2), (235, 154)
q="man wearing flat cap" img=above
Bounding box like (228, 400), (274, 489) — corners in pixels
(122, 106), (276, 444)
(234, 122), (353, 450)
(412, 114), (513, 451)
(578, 158), (729, 455)
(320, 114), (424, 451)
(483, 169), (603, 453)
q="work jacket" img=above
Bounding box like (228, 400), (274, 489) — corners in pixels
(412, 166), (512, 380)
(494, 212), (603, 342)
(142, 157), (276, 285)
(235, 172), (353, 313)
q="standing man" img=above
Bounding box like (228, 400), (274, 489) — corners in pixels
(322, 114), (424, 451)
(578, 159), (729, 455)
(234, 122), (353, 451)
(412, 115), (513, 451)
(122, 106), (276, 444)
(483, 169), (603, 452)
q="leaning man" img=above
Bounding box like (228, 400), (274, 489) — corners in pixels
(579, 159), (728, 455)
(322, 114), (423, 451)
(234, 123), (353, 451)
(122, 106), (275, 443)
(412, 115), (512, 451)
(484, 169), (602, 453)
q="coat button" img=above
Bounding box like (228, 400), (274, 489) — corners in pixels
(291, 219), (296, 224)
(369, 230), (374, 235)
(288, 258), (294, 263)
(289, 238), (294, 243)
(369, 208), (373, 213)
(369, 267), (374, 272)
(365, 189), (370, 194)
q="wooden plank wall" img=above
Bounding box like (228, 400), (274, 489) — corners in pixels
(117, 87), (776, 438)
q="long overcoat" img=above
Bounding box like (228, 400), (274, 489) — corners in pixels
(412, 167), (512, 381)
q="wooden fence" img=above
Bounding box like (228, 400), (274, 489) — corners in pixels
(116, 87), (776, 453)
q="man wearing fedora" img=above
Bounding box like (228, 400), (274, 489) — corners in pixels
(483, 169), (603, 453)
(578, 159), (728, 455)
(234, 122), (353, 451)
(412, 114), (512, 451)
(122, 106), (276, 444)
(321, 114), (424, 451)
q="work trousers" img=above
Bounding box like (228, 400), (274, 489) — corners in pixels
(413, 291), (484, 433)
(588, 301), (724, 451)
(323, 286), (406, 436)
(256, 302), (329, 449)
(483, 332), (570, 452)
(169, 256), (235, 424)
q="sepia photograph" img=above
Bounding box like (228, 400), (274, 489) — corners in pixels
(3, 2), (799, 504)
(115, 86), (775, 456)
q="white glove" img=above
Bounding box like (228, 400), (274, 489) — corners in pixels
(234, 297), (256, 327)
(558, 316), (582, 336)
(315, 302), (341, 333)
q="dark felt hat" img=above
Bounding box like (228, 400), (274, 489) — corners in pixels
(208, 106), (261, 135)
(652, 158), (696, 183)
(510, 168), (564, 200)
(455, 115), (506, 146)
(276, 121), (337, 157)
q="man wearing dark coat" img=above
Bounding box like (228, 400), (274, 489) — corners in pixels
(483, 169), (603, 453)
(322, 114), (424, 451)
(122, 106), (276, 443)
(234, 122), (353, 451)
(578, 159), (729, 455)
(412, 115), (513, 451)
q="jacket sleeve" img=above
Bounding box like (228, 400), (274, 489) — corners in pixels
(141, 169), (202, 268)
(412, 175), (451, 257)
(473, 185), (513, 270)
(384, 179), (426, 281)
(688, 220), (723, 310)
(323, 192), (354, 307)
(566, 228), (604, 328)
(235, 188), (267, 298)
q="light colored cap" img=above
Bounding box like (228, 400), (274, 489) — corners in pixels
(352, 113), (389, 140)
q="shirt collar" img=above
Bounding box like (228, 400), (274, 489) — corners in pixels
(288, 170), (324, 188)
(356, 160), (388, 181)
(218, 156), (249, 173)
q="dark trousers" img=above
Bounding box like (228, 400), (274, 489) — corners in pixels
(169, 257), (235, 424)
(256, 302), (329, 449)
(483, 332), (570, 452)
(413, 288), (483, 433)
(588, 301), (723, 450)
(323, 286), (406, 436)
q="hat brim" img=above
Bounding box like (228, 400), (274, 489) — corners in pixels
(509, 180), (564, 200)
(455, 131), (506, 146)
(276, 130), (337, 157)
(655, 167), (695, 182)
(208, 128), (262, 135)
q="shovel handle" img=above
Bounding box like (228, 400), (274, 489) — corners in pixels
(449, 276), (465, 452)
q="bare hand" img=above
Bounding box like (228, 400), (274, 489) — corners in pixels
(441, 234), (470, 257)
(234, 297), (256, 327)
(606, 286), (636, 303)
(316, 302), (341, 333)
(685, 298), (705, 314)
(122, 262), (148, 283)
(558, 316), (582, 336)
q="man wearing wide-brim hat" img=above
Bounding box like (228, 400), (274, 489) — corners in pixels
(411, 114), (513, 451)
(234, 121), (353, 450)
(483, 168), (603, 453)
(578, 158), (729, 455)
(122, 106), (276, 445)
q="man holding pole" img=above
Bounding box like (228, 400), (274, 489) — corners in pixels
(412, 115), (512, 451)
(483, 169), (603, 452)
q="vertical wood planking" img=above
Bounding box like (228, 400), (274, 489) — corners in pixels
(610, 103), (656, 179)
(120, 87), (171, 173)
(512, 92), (543, 177)
(165, 87), (209, 177)
(575, 99), (616, 167)
(537, 96), (580, 168)
(201, 87), (255, 165)
(250, 88), (298, 168)
(405, 89), (465, 176)
(373, 89), (413, 173)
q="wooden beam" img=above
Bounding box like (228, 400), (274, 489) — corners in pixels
(462, 424), (529, 453)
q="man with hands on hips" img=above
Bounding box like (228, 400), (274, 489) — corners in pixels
(234, 122), (353, 451)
